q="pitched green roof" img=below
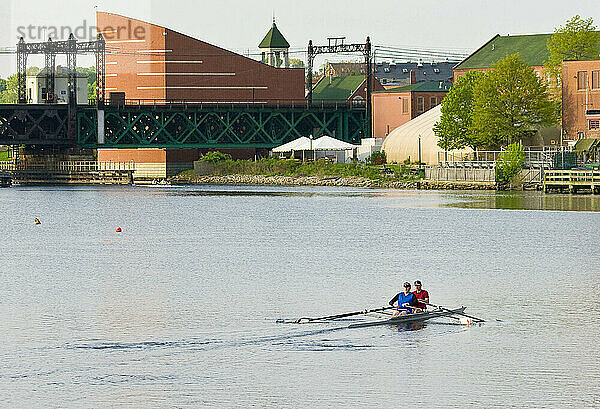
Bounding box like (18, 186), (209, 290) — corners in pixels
(379, 81), (453, 93)
(259, 22), (290, 49)
(312, 75), (365, 101)
(455, 33), (553, 70)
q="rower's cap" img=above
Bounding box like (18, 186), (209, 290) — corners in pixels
(414, 280), (422, 286)
(403, 282), (411, 288)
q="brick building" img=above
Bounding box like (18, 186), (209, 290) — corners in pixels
(453, 33), (552, 82)
(371, 81), (451, 138)
(454, 32), (600, 145)
(96, 12), (305, 104)
(562, 60), (600, 141)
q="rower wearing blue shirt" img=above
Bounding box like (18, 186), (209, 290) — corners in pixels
(389, 282), (418, 316)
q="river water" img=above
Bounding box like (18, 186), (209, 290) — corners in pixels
(0, 186), (599, 408)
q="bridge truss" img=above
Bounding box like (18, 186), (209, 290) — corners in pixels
(76, 105), (366, 149)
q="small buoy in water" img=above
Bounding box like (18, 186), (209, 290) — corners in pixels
(116, 227), (122, 233)
(34, 218), (41, 225)
(460, 317), (472, 326)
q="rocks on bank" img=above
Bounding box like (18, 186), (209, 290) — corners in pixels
(170, 174), (496, 190)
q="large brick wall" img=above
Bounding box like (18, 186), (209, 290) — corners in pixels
(372, 90), (447, 138)
(562, 60), (600, 141)
(97, 12), (305, 104)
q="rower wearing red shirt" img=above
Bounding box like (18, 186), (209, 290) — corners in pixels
(412, 280), (429, 311)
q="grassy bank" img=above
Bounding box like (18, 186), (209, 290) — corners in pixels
(184, 157), (421, 181)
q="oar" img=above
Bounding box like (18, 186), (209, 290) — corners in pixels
(277, 306), (396, 324)
(424, 302), (485, 323)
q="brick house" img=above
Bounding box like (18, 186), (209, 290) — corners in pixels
(371, 81), (452, 138)
(562, 60), (600, 141)
(453, 33), (552, 82)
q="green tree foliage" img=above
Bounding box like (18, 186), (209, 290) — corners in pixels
(495, 142), (525, 184)
(546, 15), (600, 75)
(0, 78), (6, 93)
(0, 74), (19, 103)
(199, 151), (233, 163)
(434, 70), (485, 150)
(471, 54), (558, 149)
(289, 58), (305, 68)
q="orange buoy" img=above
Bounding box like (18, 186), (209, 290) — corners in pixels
(116, 227), (122, 233)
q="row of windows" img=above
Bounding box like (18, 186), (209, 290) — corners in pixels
(590, 119), (600, 130)
(577, 70), (600, 90)
(397, 96), (439, 114)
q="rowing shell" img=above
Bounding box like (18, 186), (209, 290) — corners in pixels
(347, 307), (467, 328)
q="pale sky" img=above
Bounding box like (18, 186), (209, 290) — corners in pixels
(0, 0), (599, 77)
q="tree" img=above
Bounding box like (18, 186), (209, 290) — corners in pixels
(0, 78), (6, 93)
(471, 54), (558, 149)
(546, 15), (600, 74)
(289, 58), (304, 68)
(434, 70), (485, 150)
(0, 74), (18, 103)
(495, 142), (525, 185)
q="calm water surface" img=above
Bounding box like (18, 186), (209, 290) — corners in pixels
(0, 186), (599, 408)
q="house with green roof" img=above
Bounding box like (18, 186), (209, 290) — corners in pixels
(453, 32), (600, 81)
(311, 73), (384, 105)
(259, 19), (291, 68)
(372, 81), (452, 138)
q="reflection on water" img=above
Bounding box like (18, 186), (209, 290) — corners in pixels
(446, 190), (600, 212)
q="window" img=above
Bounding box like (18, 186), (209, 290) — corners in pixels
(590, 120), (600, 130)
(417, 96), (424, 113)
(430, 97), (437, 107)
(402, 98), (408, 113)
(592, 71), (600, 90)
(577, 71), (588, 90)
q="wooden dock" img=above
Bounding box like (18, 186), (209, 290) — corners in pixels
(543, 169), (600, 193)
(0, 161), (134, 185)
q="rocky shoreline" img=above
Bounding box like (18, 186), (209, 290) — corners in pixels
(169, 174), (496, 190)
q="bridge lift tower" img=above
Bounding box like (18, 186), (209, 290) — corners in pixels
(16, 33), (106, 108)
(306, 36), (372, 137)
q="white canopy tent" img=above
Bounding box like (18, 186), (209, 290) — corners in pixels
(272, 135), (357, 163)
(312, 135), (356, 151)
(272, 136), (312, 152)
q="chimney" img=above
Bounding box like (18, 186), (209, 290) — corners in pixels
(410, 70), (416, 84)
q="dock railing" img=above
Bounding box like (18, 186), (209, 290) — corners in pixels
(0, 160), (136, 172)
(437, 147), (571, 169)
(544, 169), (600, 193)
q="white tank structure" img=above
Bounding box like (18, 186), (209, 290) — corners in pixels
(381, 104), (473, 165)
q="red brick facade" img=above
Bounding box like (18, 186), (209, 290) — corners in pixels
(561, 60), (600, 141)
(372, 90), (447, 139)
(97, 12), (305, 104)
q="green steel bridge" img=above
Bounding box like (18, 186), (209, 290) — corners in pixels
(0, 103), (368, 149)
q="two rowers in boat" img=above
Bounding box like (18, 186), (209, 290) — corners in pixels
(389, 280), (429, 317)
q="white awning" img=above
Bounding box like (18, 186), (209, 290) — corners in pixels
(312, 135), (357, 151)
(272, 136), (312, 152)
